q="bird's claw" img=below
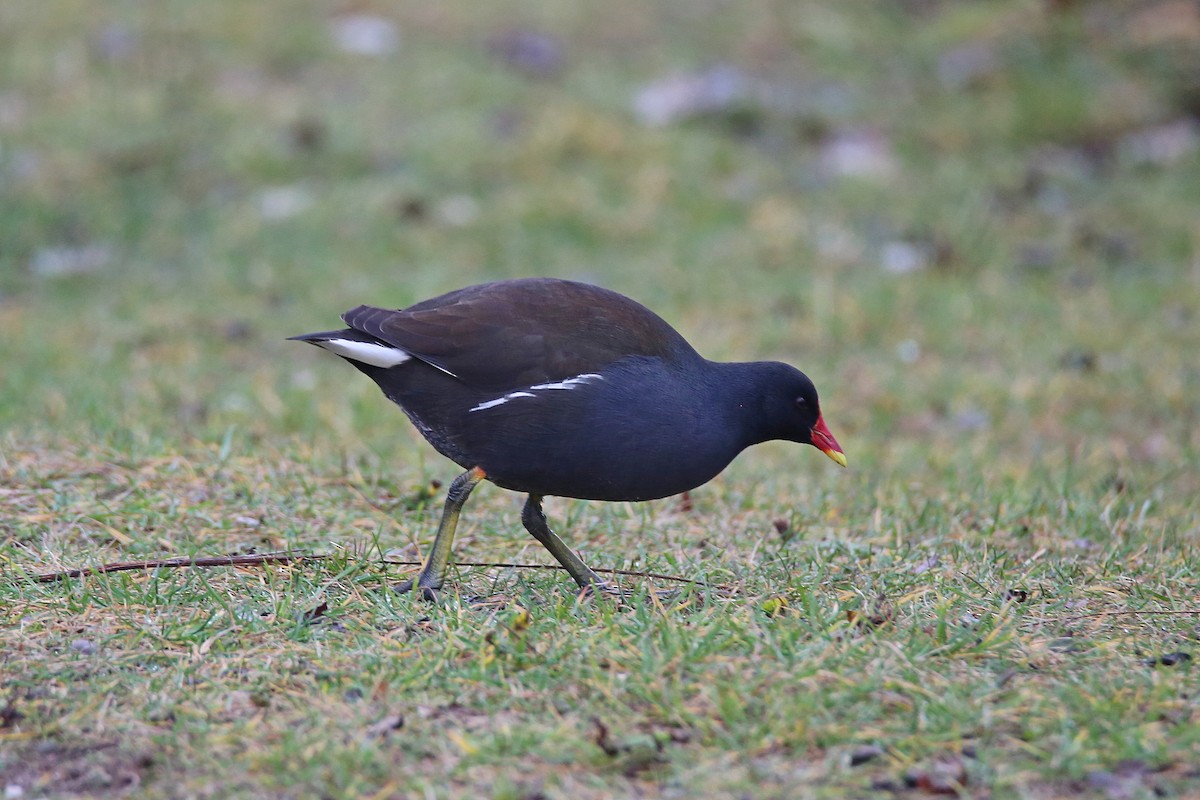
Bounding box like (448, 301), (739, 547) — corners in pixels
(393, 579), (442, 602)
(576, 583), (682, 604)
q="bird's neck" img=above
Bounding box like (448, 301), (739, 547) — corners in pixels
(702, 360), (782, 447)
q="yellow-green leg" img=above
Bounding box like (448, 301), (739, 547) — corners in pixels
(396, 466), (485, 599)
(521, 495), (605, 590)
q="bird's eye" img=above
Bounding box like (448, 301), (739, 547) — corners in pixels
(794, 396), (808, 408)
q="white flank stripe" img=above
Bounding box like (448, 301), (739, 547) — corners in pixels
(470, 373), (604, 413)
(470, 392), (535, 412)
(316, 339), (411, 368)
(528, 373), (604, 391)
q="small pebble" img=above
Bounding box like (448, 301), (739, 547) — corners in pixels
(330, 15), (400, 56)
(1120, 119), (1199, 167)
(818, 128), (897, 179)
(881, 241), (929, 275)
(29, 244), (113, 278)
(954, 407), (990, 432)
(633, 65), (750, 127)
(937, 43), (1000, 90)
(258, 186), (314, 221)
(896, 339), (920, 364)
(488, 30), (565, 78)
(70, 639), (97, 655)
(435, 195), (480, 227)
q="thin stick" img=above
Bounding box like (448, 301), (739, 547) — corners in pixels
(28, 551), (320, 583)
(1051, 609), (1200, 623)
(24, 551), (709, 587)
(384, 559), (709, 586)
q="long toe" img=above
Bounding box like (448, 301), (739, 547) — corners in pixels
(393, 579), (442, 602)
(573, 582), (620, 602)
(575, 583), (694, 607)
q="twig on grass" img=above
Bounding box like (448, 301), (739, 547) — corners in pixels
(25, 550), (710, 587)
(1050, 609), (1200, 623)
(382, 559), (711, 586)
(28, 550), (321, 583)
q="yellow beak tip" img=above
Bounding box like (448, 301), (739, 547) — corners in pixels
(824, 449), (848, 468)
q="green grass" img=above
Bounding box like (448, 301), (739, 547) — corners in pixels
(3, 1), (1200, 797)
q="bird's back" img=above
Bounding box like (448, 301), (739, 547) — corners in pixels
(342, 278), (696, 391)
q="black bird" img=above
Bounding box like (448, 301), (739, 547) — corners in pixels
(291, 278), (845, 596)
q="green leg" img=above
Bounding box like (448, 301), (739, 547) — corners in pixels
(521, 495), (605, 591)
(396, 467), (484, 599)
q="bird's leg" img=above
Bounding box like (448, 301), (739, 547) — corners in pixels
(395, 466), (485, 600)
(520, 495), (607, 592)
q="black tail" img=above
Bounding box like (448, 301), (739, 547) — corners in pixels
(288, 328), (367, 344)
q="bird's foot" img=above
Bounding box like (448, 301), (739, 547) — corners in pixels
(393, 580), (513, 608)
(393, 578), (442, 602)
(575, 583), (683, 604)
(573, 581), (622, 601)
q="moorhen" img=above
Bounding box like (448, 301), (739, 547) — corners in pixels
(292, 278), (845, 596)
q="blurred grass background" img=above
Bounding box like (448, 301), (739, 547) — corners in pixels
(2, 0), (1197, 477)
(3, 1), (1200, 797)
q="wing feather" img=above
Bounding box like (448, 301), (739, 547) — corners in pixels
(341, 279), (691, 391)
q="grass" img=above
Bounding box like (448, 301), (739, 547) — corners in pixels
(2, 0), (1200, 797)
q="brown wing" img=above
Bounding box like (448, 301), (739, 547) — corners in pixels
(341, 278), (694, 391)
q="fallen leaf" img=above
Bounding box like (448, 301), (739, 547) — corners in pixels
(365, 713), (405, 739)
(850, 744), (885, 766)
(299, 601), (329, 624)
(592, 717), (620, 757)
(904, 754), (968, 794)
(1143, 651), (1192, 668)
(760, 596), (790, 617)
(1, 694), (23, 729)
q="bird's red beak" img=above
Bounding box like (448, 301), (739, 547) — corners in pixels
(810, 415), (847, 467)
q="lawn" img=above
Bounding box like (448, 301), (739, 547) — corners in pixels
(2, 1), (1199, 797)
